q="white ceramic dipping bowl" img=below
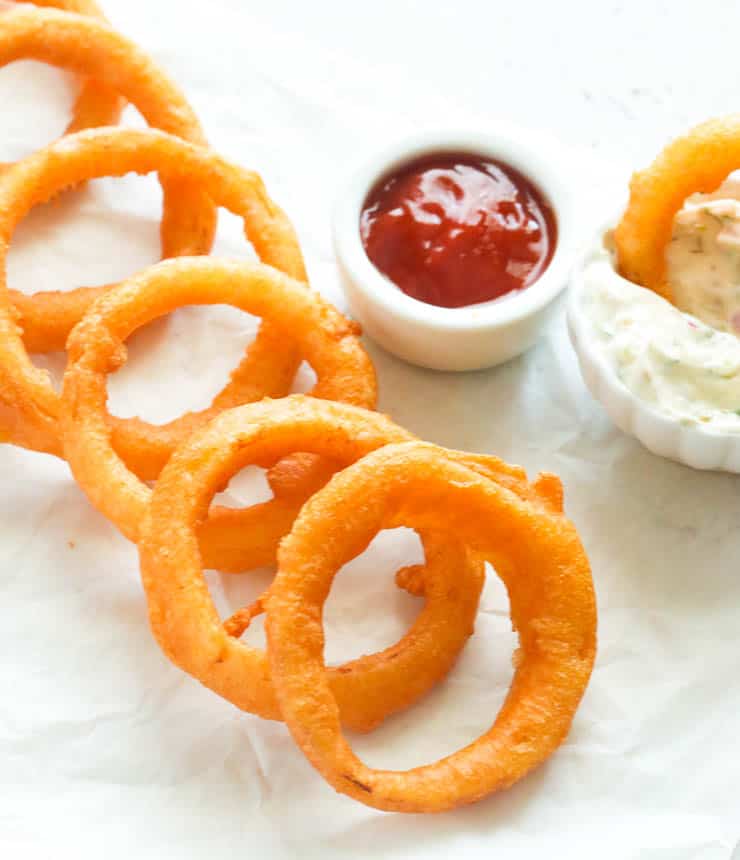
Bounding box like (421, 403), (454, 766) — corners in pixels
(568, 222), (740, 473)
(332, 127), (580, 371)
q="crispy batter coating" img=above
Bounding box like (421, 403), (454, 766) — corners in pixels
(266, 442), (597, 812)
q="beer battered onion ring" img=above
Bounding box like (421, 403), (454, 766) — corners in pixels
(266, 442), (597, 813)
(137, 396), (563, 731)
(1, 0), (123, 158)
(0, 5), (219, 352)
(614, 115), (740, 301)
(60, 259), (376, 574)
(0, 127), (306, 476)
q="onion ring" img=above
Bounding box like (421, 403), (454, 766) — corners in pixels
(137, 396), (560, 731)
(1, 0), (123, 159)
(614, 115), (740, 301)
(0, 5), (218, 352)
(266, 441), (597, 813)
(60, 260), (376, 573)
(0, 127), (305, 475)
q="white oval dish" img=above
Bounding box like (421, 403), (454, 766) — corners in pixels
(567, 223), (740, 473)
(332, 127), (581, 371)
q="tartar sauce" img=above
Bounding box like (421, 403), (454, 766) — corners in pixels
(580, 238), (740, 432)
(667, 177), (740, 334)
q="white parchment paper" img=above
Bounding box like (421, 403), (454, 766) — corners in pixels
(1, 2), (739, 857)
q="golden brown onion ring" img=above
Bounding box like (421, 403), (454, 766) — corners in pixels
(614, 115), (740, 301)
(266, 442), (597, 813)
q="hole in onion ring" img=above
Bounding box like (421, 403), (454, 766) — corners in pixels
(204, 528), (424, 657)
(97, 314), (314, 423)
(290, 360), (317, 394)
(9, 173), (167, 399)
(212, 464), (273, 509)
(340, 563), (516, 770)
(102, 304), (317, 423)
(106, 304), (265, 423)
(100, 205), (300, 422)
(322, 528), (423, 666)
(0, 59), (77, 160)
(7, 174), (162, 301)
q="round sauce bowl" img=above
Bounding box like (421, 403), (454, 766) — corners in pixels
(568, 219), (740, 473)
(333, 128), (579, 371)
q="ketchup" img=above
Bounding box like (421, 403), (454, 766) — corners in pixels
(360, 152), (557, 309)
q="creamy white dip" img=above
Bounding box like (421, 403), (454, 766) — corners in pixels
(667, 177), (740, 334)
(580, 238), (740, 432)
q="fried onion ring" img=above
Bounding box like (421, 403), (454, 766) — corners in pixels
(60, 261), (376, 573)
(1, 0), (123, 161)
(614, 115), (740, 301)
(137, 396), (558, 731)
(266, 442), (597, 813)
(0, 6), (218, 351)
(0, 127), (306, 476)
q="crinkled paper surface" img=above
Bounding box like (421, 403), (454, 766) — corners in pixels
(1, 1), (739, 857)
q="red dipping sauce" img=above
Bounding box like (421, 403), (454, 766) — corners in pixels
(360, 152), (557, 309)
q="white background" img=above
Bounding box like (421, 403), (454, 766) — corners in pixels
(1, 1), (739, 858)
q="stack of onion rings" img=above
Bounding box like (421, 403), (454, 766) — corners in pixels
(0, 0), (598, 815)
